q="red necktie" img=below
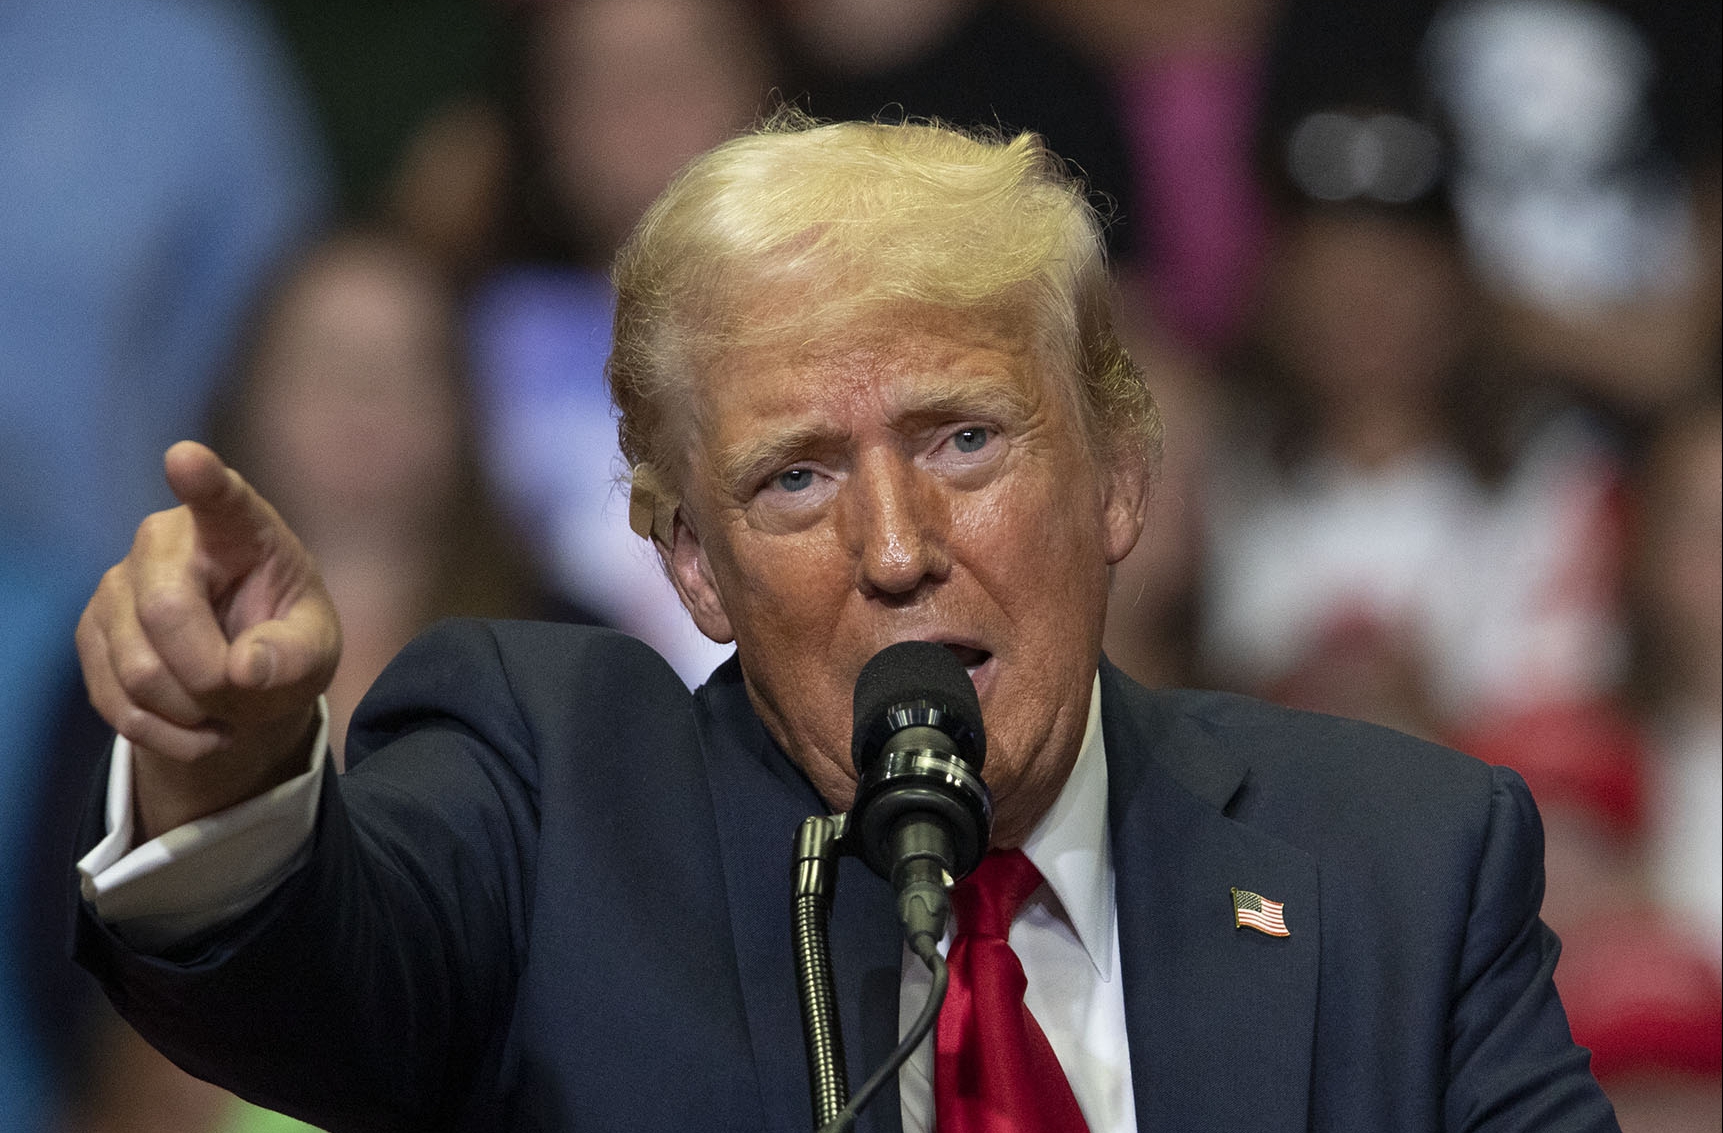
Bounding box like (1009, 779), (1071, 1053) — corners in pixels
(935, 848), (1091, 1132)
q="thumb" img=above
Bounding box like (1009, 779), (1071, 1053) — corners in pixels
(227, 589), (342, 695)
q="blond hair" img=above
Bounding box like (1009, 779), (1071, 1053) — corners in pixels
(608, 110), (1159, 541)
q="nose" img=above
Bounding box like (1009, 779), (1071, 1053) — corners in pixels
(843, 449), (951, 601)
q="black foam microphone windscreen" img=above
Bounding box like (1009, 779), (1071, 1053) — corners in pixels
(850, 640), (985, 777)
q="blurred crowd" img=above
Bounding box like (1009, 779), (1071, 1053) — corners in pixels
(1, 0), (1716, 1130)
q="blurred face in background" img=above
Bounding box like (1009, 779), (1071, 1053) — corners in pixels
(530, 0), (771, 256)
(1268, 210), (1468, 445)
(239, 238), (463, 540)
(767, 0), (977, 72)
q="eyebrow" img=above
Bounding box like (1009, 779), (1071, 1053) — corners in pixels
(714, 422), (849, 496)
(711, 369), (1041, 496)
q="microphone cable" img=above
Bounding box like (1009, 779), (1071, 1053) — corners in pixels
(815, 936), (947, 1133)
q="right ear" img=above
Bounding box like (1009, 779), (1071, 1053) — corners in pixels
(663, 509), (736, 645)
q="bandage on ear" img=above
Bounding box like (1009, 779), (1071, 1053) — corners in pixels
(628, 463), (677, 546)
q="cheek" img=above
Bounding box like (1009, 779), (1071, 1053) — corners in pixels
(960, 465), (1108, 593)
(710, 524), (851, 641)
(714, 529), (861, 766)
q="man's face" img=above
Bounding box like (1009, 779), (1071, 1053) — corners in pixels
(665, 303), (1146, 844)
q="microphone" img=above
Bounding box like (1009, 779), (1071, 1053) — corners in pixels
(846, 641), (993, 956)
(796, 642), (990, 1131)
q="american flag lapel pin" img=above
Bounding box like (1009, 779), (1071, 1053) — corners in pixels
(1231, 887), (1291, 937)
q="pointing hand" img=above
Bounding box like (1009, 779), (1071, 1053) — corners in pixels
(77, 441), (342, 839)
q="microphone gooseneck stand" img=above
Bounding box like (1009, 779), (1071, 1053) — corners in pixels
(793, 812), (851, 1128)
(794, 642), (993, 1133)
(794, 811), (956, 1133)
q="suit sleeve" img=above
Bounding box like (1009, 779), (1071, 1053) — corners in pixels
(1442, 765), (1621, 1133)
(71, 619), (545, 1133)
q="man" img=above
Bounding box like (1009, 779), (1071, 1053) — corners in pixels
(71, 116), (1619, 1131)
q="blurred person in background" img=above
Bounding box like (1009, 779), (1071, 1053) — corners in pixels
(1582, 387), (1722, 1133)
(1510, 386), (1723, 1133)
(1417, 11), (1720, 1117)
(0, 0), (326, 1127)
(767, 0), (1138, 259)
(1424, 0), (1720, 438)
(1629, 390), (1723, 959)
(259, 0), (517, 279)
(1201, 0), (1631, 745)
(1200, 117), (1627, 742)
(52, 228), (597, 1133)
(468, 0), (777, 685)
(213, 229), (597, 760)
(504, 0), (776, 268)
(1194, 2), (1720, 1123)
(1021, 0), (1284, 357)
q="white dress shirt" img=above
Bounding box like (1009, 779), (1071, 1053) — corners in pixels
(77, 699), (329, 953)
(898, 675), (1135, 1132)
(77, 678), (1136, 1131)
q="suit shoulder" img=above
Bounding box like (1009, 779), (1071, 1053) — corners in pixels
(1162, 687), (1488, 786)
(350, 619), (695, 765)
(380, 618), (683, 697)
(1110, 678), (1515, 854)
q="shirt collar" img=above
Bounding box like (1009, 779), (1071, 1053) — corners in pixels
(1019, 673), (1114, 981)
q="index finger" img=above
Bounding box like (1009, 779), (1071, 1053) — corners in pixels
(162, 441), (283, 569)
(126, 507), (241, 700)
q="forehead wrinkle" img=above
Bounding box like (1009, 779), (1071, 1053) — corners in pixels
(884, 368), (1040, 428)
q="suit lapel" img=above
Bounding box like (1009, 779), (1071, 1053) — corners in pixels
(695, 655), (1319, 1133)
(696, 662), (905, 1133)
(1101, 664), (1319, 1133)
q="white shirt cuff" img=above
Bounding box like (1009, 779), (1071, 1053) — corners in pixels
(76, 697), (330, 953)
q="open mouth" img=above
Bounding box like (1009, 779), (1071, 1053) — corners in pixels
(941, 643), (992, 677)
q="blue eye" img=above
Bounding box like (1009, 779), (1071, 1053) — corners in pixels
(952, 427), (990, 454)
(775, 468), (815, 492)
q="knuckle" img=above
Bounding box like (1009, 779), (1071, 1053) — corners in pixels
(77, 582), (123, 656)
(81, 652), (113, 695)
(83, 568), (123, 619)
(134, 583), (200, 636)
(113, 647), (167, 696)
(132, 508), (176, 549)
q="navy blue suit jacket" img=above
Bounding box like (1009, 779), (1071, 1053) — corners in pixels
(74, 620), (1619, 1131)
